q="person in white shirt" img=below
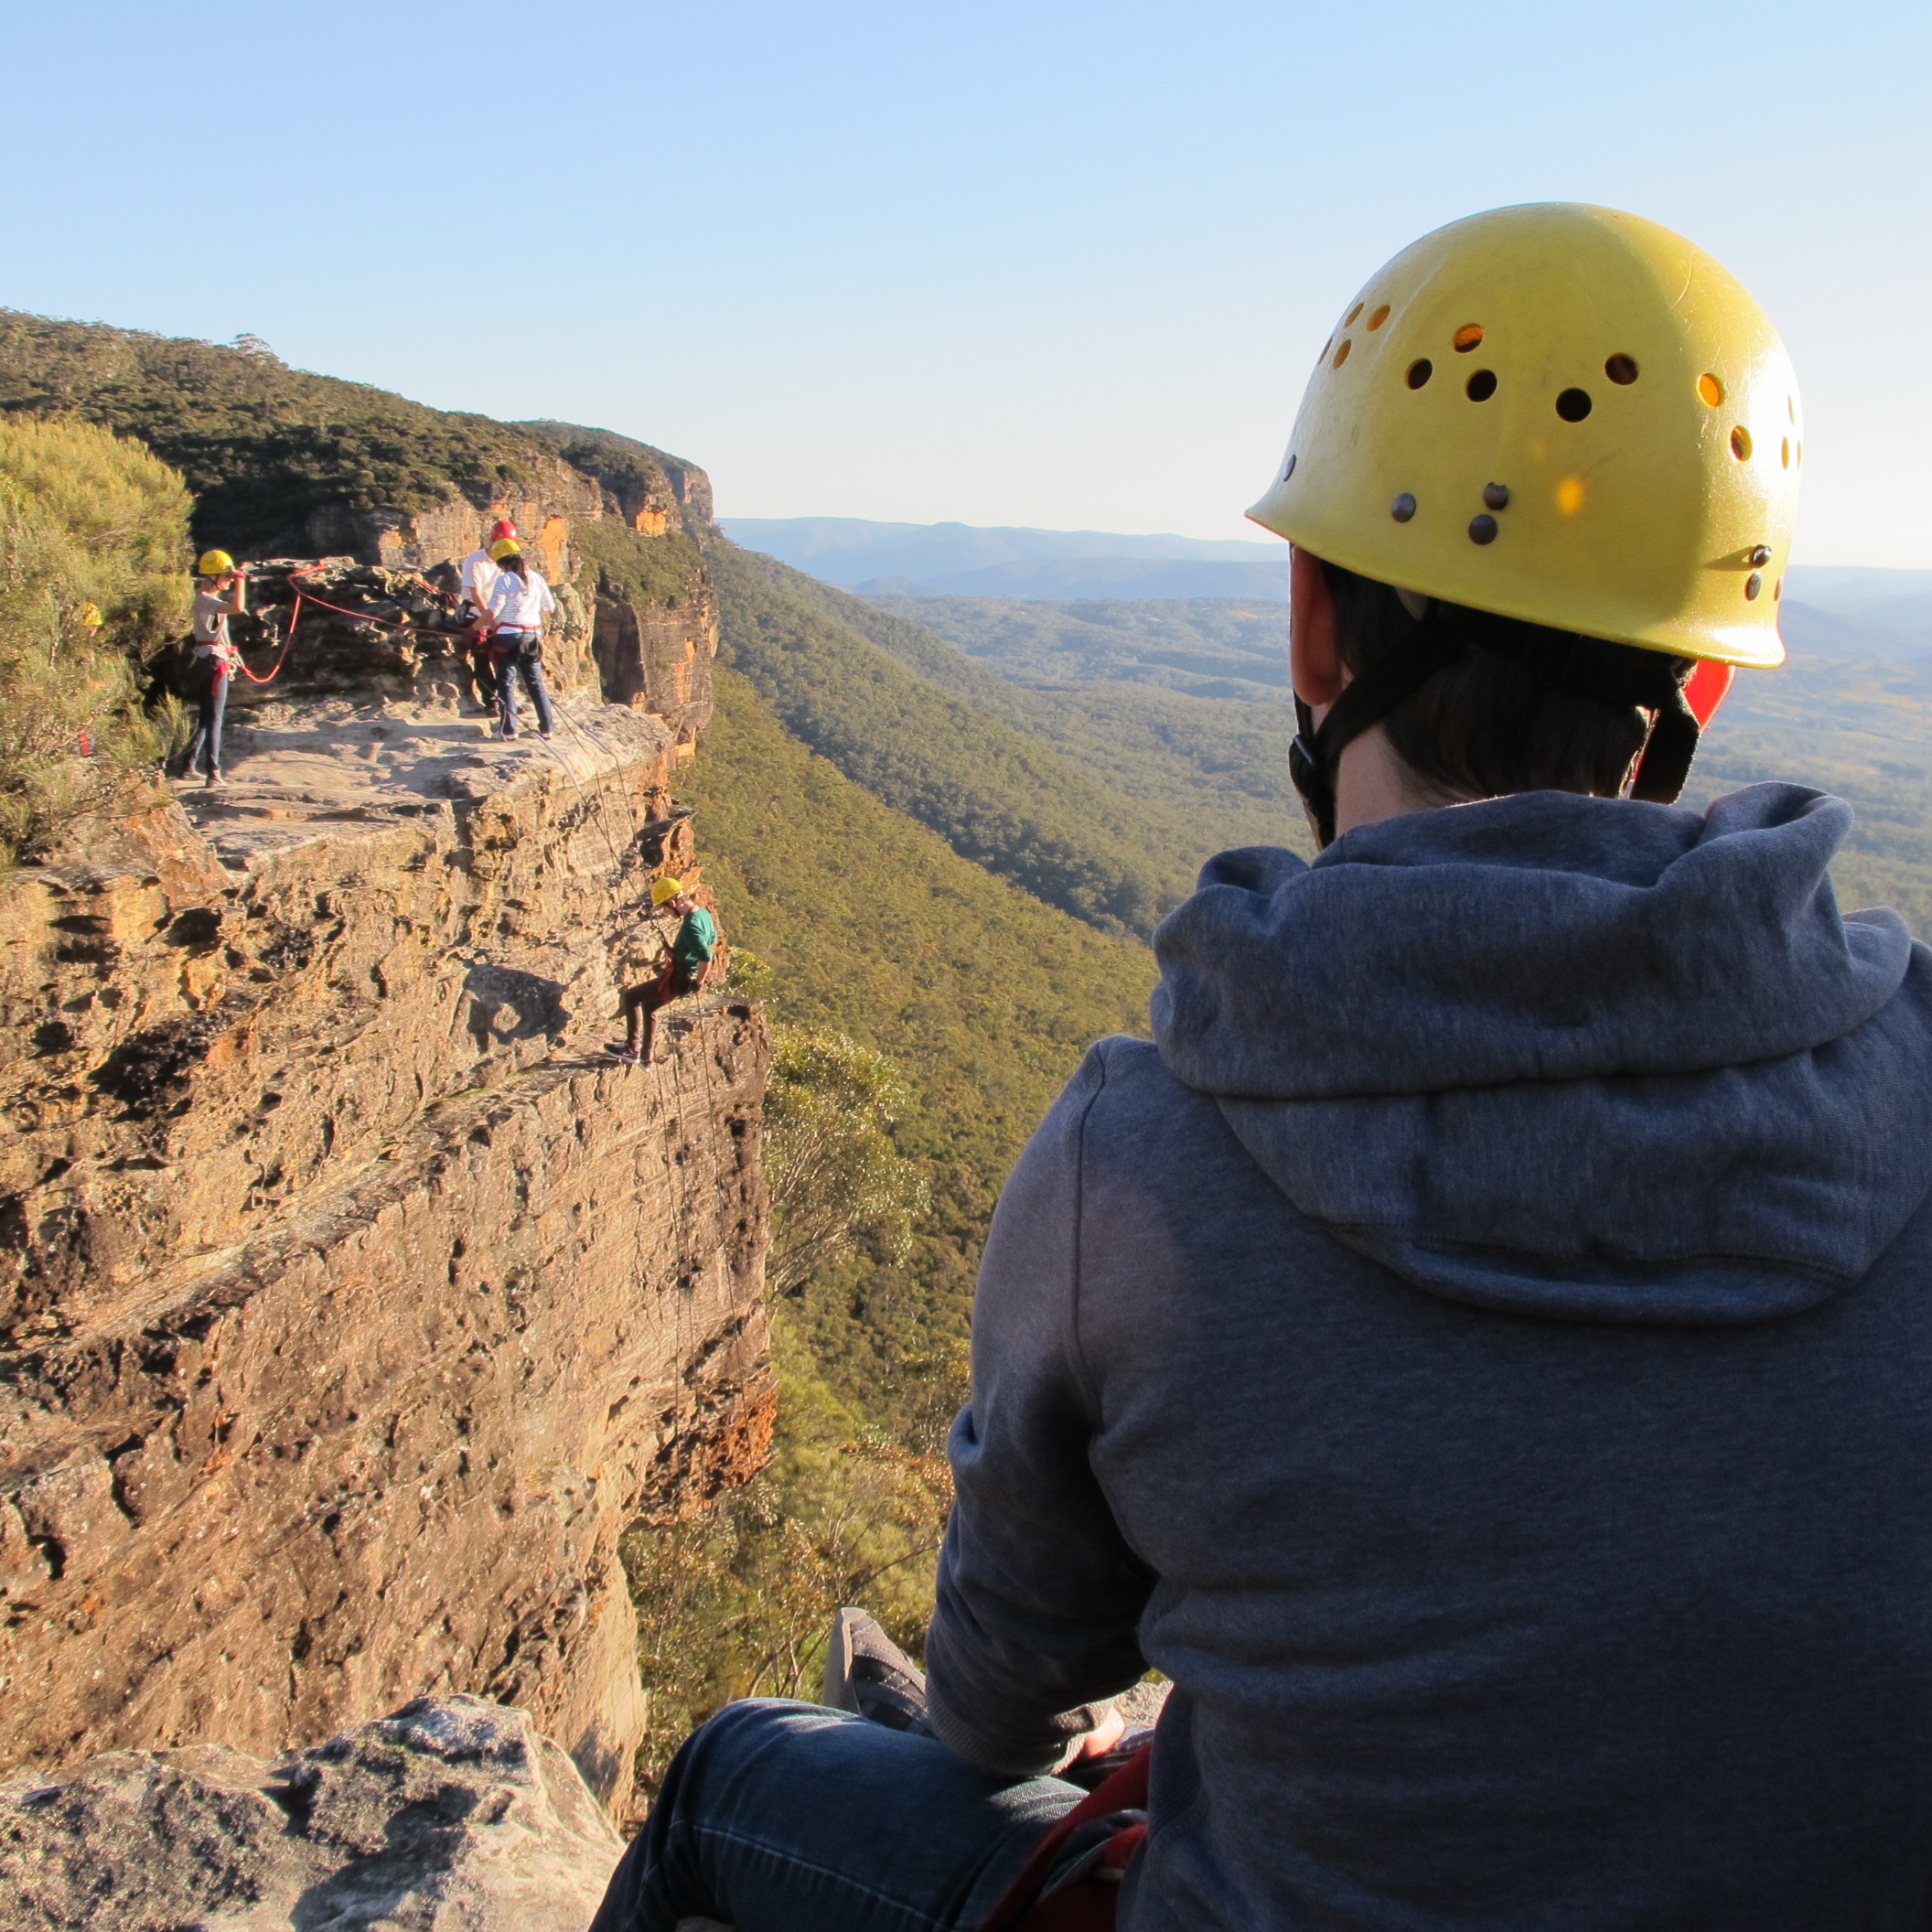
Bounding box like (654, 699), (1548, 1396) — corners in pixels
(453, 519), (516, 714)
(483, 543), (557, 739)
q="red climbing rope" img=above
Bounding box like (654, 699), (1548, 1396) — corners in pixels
(230, 588), (299, 684)
(226, 564), (469, 685)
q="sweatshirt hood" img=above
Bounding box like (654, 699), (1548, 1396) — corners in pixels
(1151, 784), (1932, 1325)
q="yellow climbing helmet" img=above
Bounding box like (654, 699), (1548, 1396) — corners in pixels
(651, 875), (684, 907)
(198, 548), (236, 577)
(1247, 202), (1800, 670)
(489, 538), (522, 562)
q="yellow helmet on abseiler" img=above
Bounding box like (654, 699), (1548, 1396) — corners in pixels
(651, 875), (684, 907)
(489, 537), (522, 562)
(1247, 202), (1800, 671)
(198, 548), (236, 577)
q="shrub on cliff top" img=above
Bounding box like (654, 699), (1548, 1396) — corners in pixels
(0, 417), (189, 862)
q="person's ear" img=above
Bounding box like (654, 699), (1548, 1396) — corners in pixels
(1289, 547), (1347, 710)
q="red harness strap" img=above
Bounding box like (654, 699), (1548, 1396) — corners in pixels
(975, 1743), (1151, 1932)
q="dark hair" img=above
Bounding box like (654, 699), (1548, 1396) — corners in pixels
(1322, 560), (1695, 801)
(498, 551), (527, 581)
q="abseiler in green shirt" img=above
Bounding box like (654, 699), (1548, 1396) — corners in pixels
(671, 906), (717, 976)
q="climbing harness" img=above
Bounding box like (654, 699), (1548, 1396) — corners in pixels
(975, 1742), (1151, 1932)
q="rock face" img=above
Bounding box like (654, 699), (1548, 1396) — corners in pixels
(0, 700), (771, 1819)
(303, 455), (605, 582)
(591, 567), (720, 754)
(0, 1692), (623, 1931)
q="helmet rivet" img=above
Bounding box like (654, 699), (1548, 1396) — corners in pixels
(1744, 573), (1764, 600)
(1482, 482), (1510, 510)
(1748, 543), (1771, 566)
(1468, 514), (1499, 545)
(1391, 493), (1418, 523)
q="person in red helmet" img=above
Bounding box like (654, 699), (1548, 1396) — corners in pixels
(453, 518), (518, 714)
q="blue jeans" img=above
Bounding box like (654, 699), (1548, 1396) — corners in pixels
(493, 637), (554, 736)
(182, 660), (229, 776)
(588, 1700), (1085, 1932)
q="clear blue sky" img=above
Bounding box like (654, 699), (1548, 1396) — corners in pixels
(6, 0), (1928, 563)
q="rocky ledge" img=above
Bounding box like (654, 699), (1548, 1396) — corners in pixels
(0, 1693), (622, 1931)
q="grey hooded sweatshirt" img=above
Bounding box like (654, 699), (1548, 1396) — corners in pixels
(924, 782), (1932, 1930)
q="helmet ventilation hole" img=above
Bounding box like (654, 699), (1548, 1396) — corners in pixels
(1605, 354), (1639, 384)
(1283, 454), (1297, 481)
(1368, 305), (1390, 330)
(1697, 372), (1724, 407)
(1347, 303), (1365, 325)
(1730, 426), (1753, 460)
(1745, 573), (1764, 600)
(1775, 576), (1784, 600)
(1781, 438), (1790, 468)
(1555, 388), (1594, 422)
(1465, 370), (1497, 402)
(1787, 396), (1796, 422)
(1406, 359), (1433, 389)
(1334, 338), (1353, 369)
(1453, 324), (1484, 352)
(1468, 514), (1499, 545)
(1391, 493), (1418, 522)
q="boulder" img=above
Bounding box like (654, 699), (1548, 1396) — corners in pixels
(0, 1694), (623, 1932)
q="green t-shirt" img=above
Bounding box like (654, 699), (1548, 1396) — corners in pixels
(671, 906), (718, 971)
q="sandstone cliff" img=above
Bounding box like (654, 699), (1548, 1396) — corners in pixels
(0, 694), (770, 1819)
(0, 319), (760, 1817)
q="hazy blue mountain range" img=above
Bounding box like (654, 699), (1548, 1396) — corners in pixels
(717, 515), (1295, 599)
(722, 518), (1932, 646)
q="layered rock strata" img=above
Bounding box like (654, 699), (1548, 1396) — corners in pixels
(0, 704), (770, 1818)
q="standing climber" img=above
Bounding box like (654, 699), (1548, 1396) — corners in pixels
(454, 518), (515, 714)
(593, 205), (1932, 1932)
(177, 548), (246, 788)
(608, 877), (716, 1067)
(482, 541), (556, 739)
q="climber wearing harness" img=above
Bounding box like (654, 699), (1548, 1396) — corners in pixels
(456, 519), (516, 713)
(607, 876), (716, 1067)
(483, 542), (557, 739)
(177, 548), (247, 788)
(590, 205), (1932, 1932)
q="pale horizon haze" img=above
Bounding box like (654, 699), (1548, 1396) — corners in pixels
(5, 0), (1929, 565)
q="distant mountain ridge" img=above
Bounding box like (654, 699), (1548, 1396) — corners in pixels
(718, 515), (1294, 600)
(722, 515), (1932, 643)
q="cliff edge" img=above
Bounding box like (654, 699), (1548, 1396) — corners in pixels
(0, 338), (769, 1820)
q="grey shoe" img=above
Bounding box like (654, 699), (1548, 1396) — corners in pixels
(821, 1607), (928, 1733)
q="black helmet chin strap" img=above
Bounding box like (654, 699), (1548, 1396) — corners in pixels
(1288, 601), (1703, 849)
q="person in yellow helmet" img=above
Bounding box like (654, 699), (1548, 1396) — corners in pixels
(177, 548), (248, 787)
(593, 206), (1932, 1932)
(605, 875), (717, 1066)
